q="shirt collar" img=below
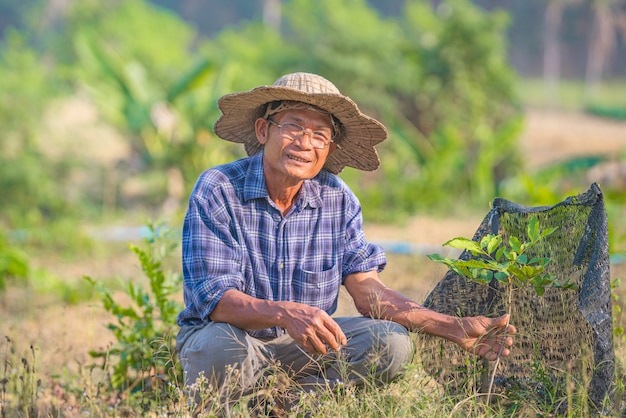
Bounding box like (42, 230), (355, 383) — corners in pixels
(243, 152), (268, 201)
(243, 150), (324, 209)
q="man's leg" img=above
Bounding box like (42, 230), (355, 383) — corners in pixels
(176, 318), (413, 412)
(272, 317), (413, 392)
(176, 323), (270, 408)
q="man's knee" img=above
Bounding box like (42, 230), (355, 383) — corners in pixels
(339, 318), (413, 384)
(369, 321), (413, 381)
(177, 322), (252, 387)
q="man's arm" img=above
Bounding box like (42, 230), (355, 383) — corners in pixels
(344, 271), (516, 361)
(210, 289), (347, 355)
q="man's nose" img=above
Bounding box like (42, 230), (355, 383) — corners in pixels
(295, 131), (314, 148)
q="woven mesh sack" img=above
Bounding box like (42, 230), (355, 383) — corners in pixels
(420, 183), (615, 413)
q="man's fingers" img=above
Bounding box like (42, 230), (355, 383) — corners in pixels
(305, 317), (347, 354)
(305, 334), (329, 355)
(316, 317), (346, 352)
(317, 329), (341, 352)
(504, 335), (514, 347)
(495, 314), (516, 335)
(484, 314), (516, 347)
(284, 305), (347, 354)
(326, 319), (347, 348)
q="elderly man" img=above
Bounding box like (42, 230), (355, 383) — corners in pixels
(176, 72), (515, 413)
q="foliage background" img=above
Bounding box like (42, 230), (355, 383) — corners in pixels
(0, 0), (625, 414)
(2, 0), (523, 229)
(1, 0), (625, 231)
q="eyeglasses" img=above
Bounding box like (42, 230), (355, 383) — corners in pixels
(267, 118), (334, 150)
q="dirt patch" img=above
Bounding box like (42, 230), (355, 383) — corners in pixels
(2, 289), (114, 373)
(520, 108), (626, 169)
(365, 214), (484, 248)
(365, 108), (626, 245)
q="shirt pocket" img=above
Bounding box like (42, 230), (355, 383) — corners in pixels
(293, 262), (341, 312)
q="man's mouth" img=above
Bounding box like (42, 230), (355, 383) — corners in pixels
(288, 155), (310, 163)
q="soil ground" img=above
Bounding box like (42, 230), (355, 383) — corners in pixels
(2, 107), (626, 385)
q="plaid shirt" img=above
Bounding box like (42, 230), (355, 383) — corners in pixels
(177, 151), (386, 338)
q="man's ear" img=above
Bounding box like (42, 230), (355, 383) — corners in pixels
(255, 118), (269, 145)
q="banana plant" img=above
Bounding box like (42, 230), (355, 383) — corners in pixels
(74, 29), (237, 210)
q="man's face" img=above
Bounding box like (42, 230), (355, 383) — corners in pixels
(255, 108), (335, 184)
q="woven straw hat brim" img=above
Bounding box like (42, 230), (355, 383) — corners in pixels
(214, 85), (387, 174)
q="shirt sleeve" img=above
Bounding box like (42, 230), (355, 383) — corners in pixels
(179, 175), (245, 324)
(340, 187), (387, 280)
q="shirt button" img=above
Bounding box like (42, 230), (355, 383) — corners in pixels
(279, 262), (284, 269)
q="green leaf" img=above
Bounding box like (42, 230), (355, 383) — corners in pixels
(486, 235), (502, 255)
(509, 236), (522, 253)
(166, 58), (214, 102)
(534, 286), (546, 297)
(495, 246), (507, 261)
(524, 265), (546, 281)
(443, 237), (487, 256)
(427, 253), (444, 262)
(556, 280), (578, 291)
(507, 264), (524, 279)
(475, 269), (494, 283)
(528, 215), (539, 242)
(528, 257), (548, 266)
(450, 264), (472, 279)
(454, 259), (495, 270)
(541, 227), (558, 239)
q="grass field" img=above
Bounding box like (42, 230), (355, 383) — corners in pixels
(518, 78), (626, 111)
(2, 107), (626, 416)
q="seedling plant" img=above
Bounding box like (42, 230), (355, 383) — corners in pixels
(428, 215), (577, 402)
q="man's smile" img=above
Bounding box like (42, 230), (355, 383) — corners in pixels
(287, 154), (311, 164)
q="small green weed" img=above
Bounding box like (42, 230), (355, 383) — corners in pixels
(0, 229), (29, 293)
(0, 337), (40, 417)
(84, 222), (183, 403)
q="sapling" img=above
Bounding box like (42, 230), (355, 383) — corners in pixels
(427, 215), (577, 403)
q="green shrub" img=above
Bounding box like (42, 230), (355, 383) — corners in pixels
(0, 230), (29, 292)
(84, 222), (183, 400)
(586, 105), (626, 121)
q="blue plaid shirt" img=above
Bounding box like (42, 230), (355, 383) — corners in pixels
(177, 151), (387, 338)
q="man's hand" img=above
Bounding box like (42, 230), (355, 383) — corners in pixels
(209, 290), (347, 355)
(343, 272), (517, 361)
(454, 314), (516, 361)
(279, 302), (347, 355)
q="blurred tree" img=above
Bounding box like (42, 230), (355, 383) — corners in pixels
(584, 0), (626, 101)
(0, 0), (523, 222)
(263, 0), (281, 31)
(70, 0), (241, 214)
(543, 0), (577, 106)
(0, 0), (44, 36)
(4, 1), (626, 79)
(202, 0), (522, 218)
(0, 30), (73, 226)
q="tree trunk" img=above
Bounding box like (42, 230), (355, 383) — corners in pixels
(584, 0), (617, 103)
(263, 0), (282, 32)
(544, 0), (564, 107)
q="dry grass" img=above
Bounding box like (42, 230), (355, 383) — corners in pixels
(2, 109), (626, 415)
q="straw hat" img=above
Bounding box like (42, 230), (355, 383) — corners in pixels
(213, 72), (388, 174)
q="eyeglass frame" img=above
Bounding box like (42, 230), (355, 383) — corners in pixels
(266, 117), (335, 150)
